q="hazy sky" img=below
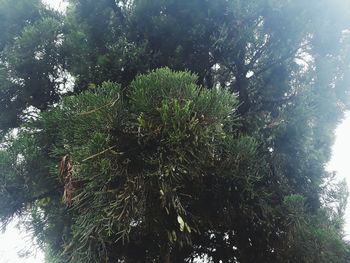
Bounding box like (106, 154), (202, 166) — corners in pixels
(0, 219), (44, 263)
(328, 112), (350, 238)
(43, 0), (68, 12)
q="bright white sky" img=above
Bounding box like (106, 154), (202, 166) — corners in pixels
(1, 0), (350, 262)
(328, 112), (350, 238)
(43, 0), (68, 12)
(0, 219), (44, 263)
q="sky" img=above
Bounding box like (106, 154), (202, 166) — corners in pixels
(1, 0), (350, 262)
(43, 0), (68, 12)
(328, 112), (350, 238)
(0, 220), (44, 263)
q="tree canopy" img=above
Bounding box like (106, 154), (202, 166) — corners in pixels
(0, 0), (350, 262)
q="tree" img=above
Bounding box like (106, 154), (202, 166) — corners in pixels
(0, 0), (64, 133)
(0, 0), (350, 262)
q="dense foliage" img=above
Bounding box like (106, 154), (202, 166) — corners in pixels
(1, 0), (350, 262)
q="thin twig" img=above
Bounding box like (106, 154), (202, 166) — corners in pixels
(82, 145), (118, 162)
(78, 94), (120, 116)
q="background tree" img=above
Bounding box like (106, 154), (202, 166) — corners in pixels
(0, 0), (65, 133)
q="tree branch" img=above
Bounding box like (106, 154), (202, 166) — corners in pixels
(82, 145), (119, 162)
(108, 0), (125, 25)
(252, 43), (309, 77)
(247, 37), (270, 69)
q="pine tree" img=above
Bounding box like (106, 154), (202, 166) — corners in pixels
(0, 0), (350, 262)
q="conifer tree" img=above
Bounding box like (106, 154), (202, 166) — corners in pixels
(0, 0), (350, 262)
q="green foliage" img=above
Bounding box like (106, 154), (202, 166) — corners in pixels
(4, 68), (247, 262)
(0, 0), (350, 262)
(280, 193), (350, 263)
(0, 0), (63, 132)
